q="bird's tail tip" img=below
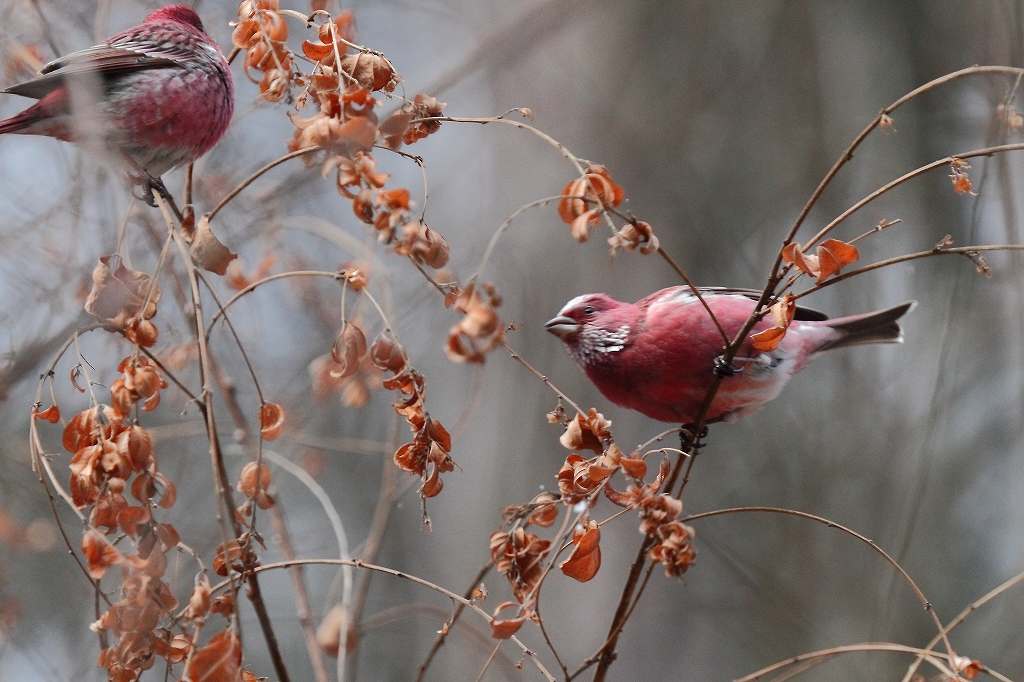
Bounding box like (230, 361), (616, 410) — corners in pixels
(0, 111), (33, 135)
(819, 300), (916, 351)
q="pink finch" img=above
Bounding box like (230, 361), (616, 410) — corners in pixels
(0, 5), (233, 193)
(547, 287), (914, 424)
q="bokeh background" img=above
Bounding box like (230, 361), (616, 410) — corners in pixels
(1, 0), (1022, 680)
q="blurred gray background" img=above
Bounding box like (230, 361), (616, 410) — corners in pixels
(0, 0), (1022, 680)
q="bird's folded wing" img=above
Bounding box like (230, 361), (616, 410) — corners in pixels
(4, 40), (181, 99)
(698, 286), (829, 321)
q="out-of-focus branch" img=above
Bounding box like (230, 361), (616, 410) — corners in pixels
(0, 314), (92, 402)
(681, 506), (954, 659)
(206, 558), (556, 681)
(415, 561), (493, 682)
(738, 642), (1015, 682)
(269, 503), (331, 682)
(347, 417), (400, 678)
(902, 569), (1024, 682)
(792, 244), (1024, 301)
(206, 146), (321, 222)
(152, 189), (292, 682)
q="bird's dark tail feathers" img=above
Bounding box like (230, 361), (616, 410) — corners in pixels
(817, 301), (916, 351)
(0, 102), (43, 135)
(0, 89), (69, 135)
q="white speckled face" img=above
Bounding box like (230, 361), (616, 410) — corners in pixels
(569, 324), (631, 365)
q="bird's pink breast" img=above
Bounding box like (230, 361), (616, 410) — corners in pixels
(115, 65), (232, 159)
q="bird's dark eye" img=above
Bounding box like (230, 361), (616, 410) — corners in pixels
(583, 305), (595, 315)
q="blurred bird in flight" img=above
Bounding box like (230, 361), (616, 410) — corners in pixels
(547, 286), (914, 424)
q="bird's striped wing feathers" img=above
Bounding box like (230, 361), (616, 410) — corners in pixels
(642, 286), (829, 321)
(4, 27), (189, 100)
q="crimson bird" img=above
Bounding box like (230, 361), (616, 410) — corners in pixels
(546, 287), (914, 424)
(0, 5), (233, 196)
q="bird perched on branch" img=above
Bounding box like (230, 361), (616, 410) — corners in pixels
(547, 287), (914, 424)
(0, 5), (233, 198)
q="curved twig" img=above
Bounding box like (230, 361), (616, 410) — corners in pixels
(792, 244), (1024, 301)
(737, 642), (1013, 682)
(782, 65), (1024, 253)
(500, 340), (585, 416)
(207, 558), (557, 681)
(902, 569), (1024, 682)
(415, 561), (493, 682)
(801, 142), (1024, 250)
(206, 270), (343, 334)
(683, 506), (956, 662)
(206, 146), (321, 222)
(260, 449), (354, 626)
(153, 191), (292, 682)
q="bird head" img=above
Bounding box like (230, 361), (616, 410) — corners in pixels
(145, 5), (206, 33)
(546, 293), (634, 365)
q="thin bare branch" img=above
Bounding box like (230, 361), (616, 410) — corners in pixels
(206, 146), (321, 222)
(683, 506), (956, 661)
(207, 558), (556, 681)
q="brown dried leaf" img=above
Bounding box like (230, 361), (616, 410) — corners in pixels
(420, 465), (444, 497)
(186, 574), (212, 620)
(396, 222), (450, 269)
(379, 110), (413, 149)
(302, 39), (332, 61)
(815, 239), (859, 283)
(397, 93), (445, 145)
(316, 604), (354, 657)
(819, 238), (859, 268)
(769, 294), (796, 328)
(157, 474), (177, 509)
(570, 209), (599, 242)
(560, 521), (601, 582)
(32, 404), (60, 423)
(191, 216), (238, 276)
(260, 402), (285, 440)
(212, 540), (244, 577)
(82, 529), (122, 579)
(184, 630), (241, 682)
(527, 493), (559, 528)
(237, 462), (272, 500)
(559, 411), (608, 453)
(84, 256), (160, 326)
(620, 455), (647, 480)
(116, 505), (150, 536)
(117, 424), (153, 470)
(370, 332), (407, 373)
(330, 321), (368, 379)
(607, 220), (659, 255)
(648, 521), (697, 577)
(781, 243), (820, 278)
(490, 601), (526, 639)
(340, 52), (397, 91)
(750, 326), (787, 352)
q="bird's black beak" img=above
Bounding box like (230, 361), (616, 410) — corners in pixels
(545, 315), (580, 339)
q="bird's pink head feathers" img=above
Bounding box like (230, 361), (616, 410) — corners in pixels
(145, 5), (206, 32)
(546, 294), (635, 364)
